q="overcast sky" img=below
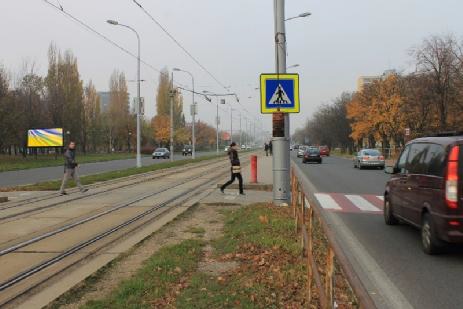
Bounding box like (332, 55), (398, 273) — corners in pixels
(1, 0), (462, 136)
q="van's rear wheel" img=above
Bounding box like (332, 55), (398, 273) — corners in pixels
(384, 198), (398, 225)
(421, 213), (444, 255)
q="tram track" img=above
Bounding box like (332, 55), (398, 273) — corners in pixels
(0, 157), (225, 222)
(0, 154), (249, 307)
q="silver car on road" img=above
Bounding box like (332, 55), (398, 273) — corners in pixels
(353, 149), (385, 169)
(297, 145), (308, 157)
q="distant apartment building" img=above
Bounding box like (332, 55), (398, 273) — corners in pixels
(356, 76), (381, 92)
(97, 91), (110, 112)
(97, 91), (131, 113)
(357, 70), (396, 92)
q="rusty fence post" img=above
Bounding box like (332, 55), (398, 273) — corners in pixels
(325, 247), (335, 308)
(307, 206), (314, 304)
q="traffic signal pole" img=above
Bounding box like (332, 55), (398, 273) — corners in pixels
(273, 0), (290, 205)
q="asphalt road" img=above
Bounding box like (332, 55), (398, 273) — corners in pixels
(292, 153), (463, 309)
(0, 152), (215, 187)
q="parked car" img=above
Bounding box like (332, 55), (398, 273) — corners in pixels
(383, 133), (463, 254)
(293, 144), (300, 150)
(290, 145), (294, 151)
(182, 145), (192, 156)
(241, 144), (246, 149)
(297, 145), (308, 157)
(224, 146), (230, 152)
(152, 148), (170, 159)
(319, 145), (330, 156)
(353, 149), (385, 169)
(303, 148), (322, 164)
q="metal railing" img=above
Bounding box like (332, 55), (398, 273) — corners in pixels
(290, 167), (376, 309)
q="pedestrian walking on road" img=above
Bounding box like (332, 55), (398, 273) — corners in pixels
(220, 142), (244, 195)
(269, 140), (273, 156)
(59, 141), (88, 195)
(264, 142), (269, 156)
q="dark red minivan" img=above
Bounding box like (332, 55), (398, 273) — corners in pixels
(384, 134), (463, 254)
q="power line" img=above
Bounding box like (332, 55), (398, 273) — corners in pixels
(42, 0), (188, 90)
(131, 0), (255, 116)
(132, 0), (229, 90)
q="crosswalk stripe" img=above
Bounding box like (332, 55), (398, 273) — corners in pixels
(377, 196), (384, 201)
(345, 195), (380, 212)
(314, 193), (342, 210)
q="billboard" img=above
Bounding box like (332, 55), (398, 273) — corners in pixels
(222, 132), (231, 141)
(27, 128), (64, 147)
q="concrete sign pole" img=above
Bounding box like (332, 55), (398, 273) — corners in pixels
(273, 0), (290, 205)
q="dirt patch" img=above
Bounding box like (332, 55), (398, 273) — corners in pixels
(198, 244), (239, 276)
(53, 203), (237, 309)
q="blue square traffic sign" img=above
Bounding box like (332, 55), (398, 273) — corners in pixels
(260, 74), (300, 113)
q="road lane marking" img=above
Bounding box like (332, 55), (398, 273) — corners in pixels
(314, 193), (342, 210)
(345, 195), (381, 212)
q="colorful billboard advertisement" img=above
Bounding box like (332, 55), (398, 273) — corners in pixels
(27, 128), (64, 147)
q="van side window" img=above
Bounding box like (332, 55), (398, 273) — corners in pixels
(423, 144), (446, 176)
(407, 143), (429, 174)
(397, 145), (411, 173)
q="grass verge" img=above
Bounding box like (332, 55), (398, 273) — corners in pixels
(0, 153), (144, 172)
(175, 203), (308, 308)
(2, 154), (223, 191)
(82, 239), (204, 309)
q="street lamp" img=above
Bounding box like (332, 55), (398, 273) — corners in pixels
(287, 64), (300, 70)
(285, 12), (311, 21)
(173, 68), (196, 159)
(107, 19), (142, 168)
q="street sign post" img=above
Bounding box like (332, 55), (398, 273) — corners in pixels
(260, 73), (300, 114)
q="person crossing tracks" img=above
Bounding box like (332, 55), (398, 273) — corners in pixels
(220, 142), (245, 195)
(59, 141), (88, 195)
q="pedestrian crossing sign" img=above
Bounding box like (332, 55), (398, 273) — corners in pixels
(260, 73), (300, 113)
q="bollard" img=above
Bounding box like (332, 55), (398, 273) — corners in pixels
(250, 155), (258, 183)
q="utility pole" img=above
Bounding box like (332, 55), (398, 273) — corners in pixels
(230, 107), (233, 143)
(273, 0), (290, 205)
(216, 102), (219, 154)
(239, 113), (242, 147)
(169, 72), (174, 162)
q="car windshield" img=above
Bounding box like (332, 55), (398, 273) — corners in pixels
(307, 149), (320, 154)
(157, 148), (167, 152)
(363, 150), (381, 156)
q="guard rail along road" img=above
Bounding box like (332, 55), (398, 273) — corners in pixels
(291, 165), (376, 309)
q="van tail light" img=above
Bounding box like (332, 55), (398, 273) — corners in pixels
(362, 156), (369, 161)
(445, 146), (460, 209)
(379, 156), (385, 160)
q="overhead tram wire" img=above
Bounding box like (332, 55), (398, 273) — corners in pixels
(41, 0), (186, 91)
(131, 0), (255, 117)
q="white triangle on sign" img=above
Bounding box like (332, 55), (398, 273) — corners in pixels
(269, 84), (291, 105)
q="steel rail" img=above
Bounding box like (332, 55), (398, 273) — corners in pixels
(0, 157), (223, 212)
(0, 159), (225, 222)
(0, 162), (232, 303)
(0, 163), (228, 256)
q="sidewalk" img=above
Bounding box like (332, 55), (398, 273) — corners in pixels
(209, 151), (273, 205)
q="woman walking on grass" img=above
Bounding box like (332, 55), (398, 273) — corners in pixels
(220, 142), (245, 195)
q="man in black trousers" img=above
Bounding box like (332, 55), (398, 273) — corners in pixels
(59, 141), (88, 195)
(220, 142), (244, 195)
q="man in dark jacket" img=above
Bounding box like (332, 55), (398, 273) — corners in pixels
(220, 142), (244, 195)
(59, 141), (88, 195)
